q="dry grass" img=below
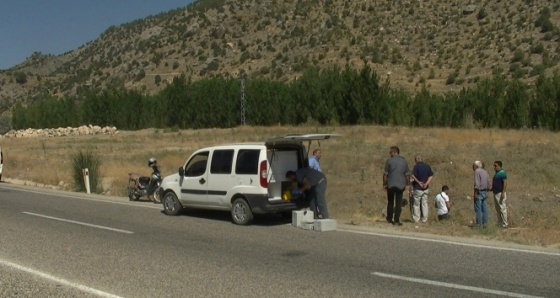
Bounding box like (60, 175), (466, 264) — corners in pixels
(2, 125), (560, 248)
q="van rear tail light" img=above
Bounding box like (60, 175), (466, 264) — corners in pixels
(259, 160), (268, 188)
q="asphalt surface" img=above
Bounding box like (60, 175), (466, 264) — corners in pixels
(0, 183), (559, 297)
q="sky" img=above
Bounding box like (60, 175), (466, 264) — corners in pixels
(0, 0), (195, 70)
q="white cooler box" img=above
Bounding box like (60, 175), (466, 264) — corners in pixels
(292, 210), (314, 228)
(314, 219), (337, 232)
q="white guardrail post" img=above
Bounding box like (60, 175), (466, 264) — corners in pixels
(82, 168), (91, 194)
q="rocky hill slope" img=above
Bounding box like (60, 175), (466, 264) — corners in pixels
(0, 0), (559, 127)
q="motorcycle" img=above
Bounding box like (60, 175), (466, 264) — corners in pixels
(127, 168), (162, 203)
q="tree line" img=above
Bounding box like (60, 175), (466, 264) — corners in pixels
(10, 65), (560, 131)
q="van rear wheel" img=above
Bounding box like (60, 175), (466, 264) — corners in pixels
(231, 198), (253, 225)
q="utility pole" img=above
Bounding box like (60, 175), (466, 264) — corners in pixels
(240, 75), (246, 126)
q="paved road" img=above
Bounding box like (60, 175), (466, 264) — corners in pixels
(1, 183), (559, 297)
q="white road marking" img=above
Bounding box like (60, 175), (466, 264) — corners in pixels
(4, 184), (559, 257)
(372, 272), (543, 298)
(0, 258), (123, 298)
(0, 184), (160, 209)
(22, 212), (134, 234)
(339, 229), (560, 257)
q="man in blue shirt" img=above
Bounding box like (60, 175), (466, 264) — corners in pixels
(492, 161), (508, 228)
(308, 149), (322, 172)
(411, 155), (434, 223)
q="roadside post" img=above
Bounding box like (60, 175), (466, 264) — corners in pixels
(82, 168), (91, 194)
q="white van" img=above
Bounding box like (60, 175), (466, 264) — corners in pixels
(159, 134), (338, 225)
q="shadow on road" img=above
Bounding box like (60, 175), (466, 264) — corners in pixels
(154, 208), (292, 227)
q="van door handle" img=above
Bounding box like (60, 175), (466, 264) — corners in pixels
(199, 178), (206, 184)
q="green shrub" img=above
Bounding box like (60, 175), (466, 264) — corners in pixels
(71, 150), (101, 193)
(14, 72), (27, 84)
(446, 72), (457, 85)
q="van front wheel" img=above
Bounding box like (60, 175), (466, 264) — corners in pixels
(231, 198), (254, 225)
(163, 192), (183, 216)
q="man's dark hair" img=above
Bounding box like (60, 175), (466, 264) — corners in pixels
(390, 146), (400, 154)
(286, 170), (296, 178)
(494, 160), (502, 167)
(442, 185), (449, 192)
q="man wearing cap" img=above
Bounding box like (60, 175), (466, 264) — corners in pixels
(473, 160), (490, 227)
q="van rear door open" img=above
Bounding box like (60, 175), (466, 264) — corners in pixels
(266, 133), (341, 157)
(265, 133), (340, 202)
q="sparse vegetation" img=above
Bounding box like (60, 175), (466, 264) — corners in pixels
(1, 0), (560, 116)
(3, 125), (560, 247)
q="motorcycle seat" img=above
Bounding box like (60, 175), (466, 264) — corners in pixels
(128, 173), (142, 182)
(138, 176), (151, 186)
(129, 172), (150, 187)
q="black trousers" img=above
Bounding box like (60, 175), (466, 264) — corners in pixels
(387, 187), (404, 223)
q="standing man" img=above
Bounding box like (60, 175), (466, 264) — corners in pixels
(411, 155), (434, 223)
(308, 149), (322, 172)
(473, 160), (490, 228)
(286, 168), (328, 219)
(383, 146), (410, 226)
(492, 161), (508, 228)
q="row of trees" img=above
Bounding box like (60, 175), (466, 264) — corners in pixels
(11, 65), (560, 130)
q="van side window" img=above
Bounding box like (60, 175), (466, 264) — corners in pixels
(210, 149), (234, 174)
(235, 149), (260, 175)
(185, 151), (209, 177)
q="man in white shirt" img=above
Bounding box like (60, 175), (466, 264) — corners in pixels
(435, 185), (451, 221)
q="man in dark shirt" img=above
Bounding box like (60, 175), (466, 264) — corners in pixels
(383, 146), (410, 226)
(492, 161), (508, 228)
(286, 167), (328, 219)
(411, 155), (434, 223)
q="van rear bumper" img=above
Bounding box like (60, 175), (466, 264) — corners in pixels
(245, 194), (299, 214)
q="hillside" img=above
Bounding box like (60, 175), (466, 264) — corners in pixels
(0, 0), (559, 125)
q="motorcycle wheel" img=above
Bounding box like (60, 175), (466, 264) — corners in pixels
(128, 191), (140, 201)
(153, 187), (162, 203)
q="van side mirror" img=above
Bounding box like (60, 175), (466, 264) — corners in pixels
(178, 167), (185, 177)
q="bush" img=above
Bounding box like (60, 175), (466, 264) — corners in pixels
(477, 7), (487, 20)
(71, 150), (101, 193)
(0, 116), (11, 134)
(446, 72), (457, 85)
(14, 72), (27, 84)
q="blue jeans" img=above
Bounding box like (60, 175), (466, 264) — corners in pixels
(474, 190), (488, 226)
